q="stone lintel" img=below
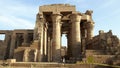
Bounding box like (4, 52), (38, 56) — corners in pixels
(0, 30), (12, 34)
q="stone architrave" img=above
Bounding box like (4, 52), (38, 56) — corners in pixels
(70, 13), (82, 59)
(51, 14), (62, 62)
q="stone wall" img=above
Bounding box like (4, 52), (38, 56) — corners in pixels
(86, 30), (119, 55)
(0, 40), (6, 60)
(84, 30), (120, 64)
(14, 47), (37, 62)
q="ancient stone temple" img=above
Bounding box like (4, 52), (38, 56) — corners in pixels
(34, 4), (94, 62)
(0, 4), (120, 64)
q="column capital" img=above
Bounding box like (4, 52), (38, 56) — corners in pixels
(70, 13), (82, 22)
(51, 14), (62, 23)
(87, 22), (94, 29)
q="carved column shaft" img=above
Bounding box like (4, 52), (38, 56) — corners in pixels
(81, 28), (87, 38)
(81, 37), (86, 56)
(47, 35), (51, 62)
(50, 38), (53, 61)
(52, 14), (62, 62)
(87, 22), (94, 40)
(43, 24), (47, 61)
(23, 49), (29, 62)
(9, 32), (16, 58)
(36, 14), (44, 62)
(22, 32), (29, 46)
(70, 13), (82, 58)
(4, 32), (11, 59)
(67, 27), (72, 57)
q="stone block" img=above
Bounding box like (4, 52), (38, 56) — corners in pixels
(7, 59), (16, 63)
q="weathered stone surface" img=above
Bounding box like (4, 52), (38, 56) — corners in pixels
(0, 4), (120, 66)
(0, 40), (6, 60)
(7, 59), (16, 63)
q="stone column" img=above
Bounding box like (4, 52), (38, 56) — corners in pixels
(47, 35), (51, 62)
(36, 14), (44, 62)
(4, 32), (12, 59)
(50, 38), (53, 61)
(86, 22), (94, 40)
(81, 28), (87, 38)
(43, 23), (48, 61)
(9, 32), (16, 58)
(47, 34), (53, 62)
(23, 49), (29, 62)
(67, 28), (72, 58)
(81, 37), (86, 56)
(70, 13), (82, 59)
(22, 32), (29, 46)
(51, 14), (62, 62)
(34, 49), (38, 62)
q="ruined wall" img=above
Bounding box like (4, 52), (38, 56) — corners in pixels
(0, 40), (6, 60)
(84, 30), (120, 64)
(86, 30), (119, 55)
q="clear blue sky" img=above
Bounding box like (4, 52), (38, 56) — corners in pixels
(0, 0), (120, 46)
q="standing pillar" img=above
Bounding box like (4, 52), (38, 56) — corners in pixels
(9, 32), (16, 58)
(36, 14), (44, 62)
(50, 38), (53, 61)
(22, 32), (29, 46)
(86, 22), (94, 40)
(81, 37), (86, 56)
(43, 23), (48, 61)
(81, 28), (87, 38)
(51, 14), (62, 62)
(47, 35), (51, 62)
(4, 32), (12, 59)
(70, 13), (82, 59)
(46, 33), (52, 62)
(67, 28), (72, 58)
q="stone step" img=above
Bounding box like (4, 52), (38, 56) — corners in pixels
(8, 62), (97, 68)
(1, 62), (117, 68)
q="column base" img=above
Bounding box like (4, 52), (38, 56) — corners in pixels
(52, 49), (61, 62)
